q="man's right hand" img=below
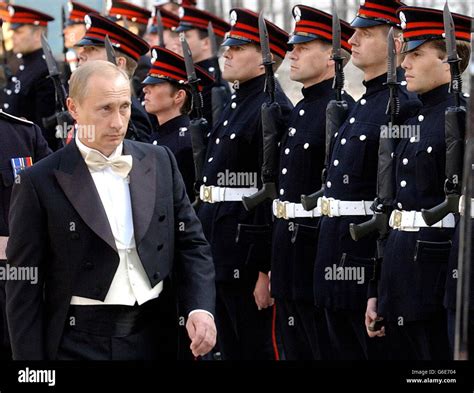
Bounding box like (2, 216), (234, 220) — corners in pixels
(365, 297), (385, 338)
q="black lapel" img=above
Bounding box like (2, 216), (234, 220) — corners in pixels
(54, 141), (117, 252)
(123, 140), (157, 246)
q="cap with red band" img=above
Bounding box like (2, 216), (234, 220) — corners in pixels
(76, 13), (149, 61)
(351, 0), (405, 28)
(222, 8), (290, 59)
(175, 6), (230, 38)
(398, 6), (473, 52)
(148, 7), (179, 34)
(107, 1), (152, 27)
(67, 1), (97, 26)
(8, 4), (54, 30)
(289, 5), (354, 53)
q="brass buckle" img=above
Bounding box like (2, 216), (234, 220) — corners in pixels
(393, 210), (402, 228)
(276, 201), (287, 219)
(321, 198), (331, 216)
(202, 186), (213, 203)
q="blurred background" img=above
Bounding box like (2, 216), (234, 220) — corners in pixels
(6, 0), (473, 102)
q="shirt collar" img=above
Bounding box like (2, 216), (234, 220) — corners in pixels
(75, 135), (124, 161)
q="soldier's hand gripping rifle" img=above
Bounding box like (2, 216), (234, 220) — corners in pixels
(242, 12), (283, 211)
(41, 33), (73, 148)
(181, 35), (210, 209)
(349, 27), (399, 242)
(422, 3), (466, 226)
(208, 22), (230, 127)
(0, 19), (12, 91)
(301, 9), (349, 211)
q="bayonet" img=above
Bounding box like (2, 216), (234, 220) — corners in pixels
(105, 34), (117, 65)
(258, 12), (275, 103)
(443, 2), (462, 103)
(208, 22), (218, 61)
(156, 9), (165, 48)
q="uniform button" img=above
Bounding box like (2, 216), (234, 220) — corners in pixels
(341, 138), (347, 145)
(11, 77), (17, 82)
(208, 66), (215, 73)
(16, 53), (22, 59)
(230, 133), (236, 139)
(179, 127), (188, 132)
(153, 272), (161, 280)
(152, 140), (158, 145)
(6, 89), (11, 95)
(203, 176), (207, 183)
(334, 132), (338, 138)
(427, 146), (432, 153)
(349, 117), (355, 124)
(285, 148), (290, 155)
(401, 81), (407, 86)
(3, 103), (9, 109)
(282, 168), (287, 175)
(463, 93), (470, 98)
(402, 158), (408, 165)
(303, 143), (309, 149)
(206, 132), (211, 138)
(299, 109), (305, 116)
(223, 120), (228, 126)
(231, 94), (236, 99)
(19, 65), (25, 71)
(231, 102), (237, 109)
(279, 188), (284, 195)
(360, 99), (366, 105)
(418, 115), (424, 122)
(397, 202), (403, 209)
(410, 136), (416, 143)
(215, 138), (220, 144)
(326, 181), (332, 188)
(359, 135), (367, 141)
(208, 157), (213, 162)
(333, 159), (339, 166)
(400, 180), (407, 187)
(391, 152), (394, 158)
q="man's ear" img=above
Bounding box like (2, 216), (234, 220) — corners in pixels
(116, 56), (127, 70)
(174, 88), (186, 106)
(394, 33), (403, 54)
(67, 97), (79, 121)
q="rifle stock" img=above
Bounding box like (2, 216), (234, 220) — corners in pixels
(242, 182), (276, 211)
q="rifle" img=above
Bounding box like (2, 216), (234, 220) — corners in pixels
(301, 7), (349, 211)
(349, 27), (399, 242)
(208, 22), (230, 126)
(453, 12), (473, 363)
(422, 3), (466, 226)
(181, 35), (209, 209)
(242, 12), (281, 211)
(40, 33), (73, 148)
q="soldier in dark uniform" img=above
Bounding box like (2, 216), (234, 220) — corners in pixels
(173, 6), (231, 128)
(0, 5), (58, 150)
(0, 111), (51, 359)
(271, 5), (355, 360)
(63, 1), (98, 75)
(75, 13), (152, 143)
(367, 6), (472, 360)
(142, 45), (214, 202)
(144, 7), (180, 52)
(197, 8), (293, 360)
(312, 0), (421, 360)
(106, 0), (152, 100)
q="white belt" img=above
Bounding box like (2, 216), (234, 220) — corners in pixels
(459, 195), (474, 217)
(389, 210), (455, 231)
(272, 199), (321, 219)
(317, 197), (374, 217)
(199, 185), (258, 203)
(0, 236), (8, 260)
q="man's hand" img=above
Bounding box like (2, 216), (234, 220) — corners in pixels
(254, 271), (274, 310)
(186, 312), (217, 357)
(365, 297), (385, 338)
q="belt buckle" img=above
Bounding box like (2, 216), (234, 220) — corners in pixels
(393, 210), (402, 229)
(202, 186), (213, 203)
(276, 201), (287, 219)
(321, 198), (331, 216)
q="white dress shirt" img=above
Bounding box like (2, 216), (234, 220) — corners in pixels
(71, 137), (163, 305)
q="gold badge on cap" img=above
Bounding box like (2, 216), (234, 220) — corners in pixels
(151, 48), (158, 62)
(399, 11), (406, 29)
(178, 7), (185, 19)
(84, 14), (92, 30)
(294, 6), (301, 23)
(230, 10), (237, 26)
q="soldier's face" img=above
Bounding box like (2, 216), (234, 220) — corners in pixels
(348, 26), (388, 73)
(12, 25), (39, 54)
(401, 43), (450, 94)
(143, 82), (183, 116)
(77, 46), (107, 65)
(289, 40), (333, 87)
(63, 24), (86, 49)
(144, 30), (180, 51)
(68, 74), (131, 156)
(171, 29), (209, 62)
(222, 44), (264, 84)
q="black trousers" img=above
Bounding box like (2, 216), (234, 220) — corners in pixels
(57, 295), (178, 360)
(385, 314), (450, 360)
(215, 281), (274, 360)
(276, 299), (329, 360)
(0, 259), (11, 360)
(325, 308), (388, 360)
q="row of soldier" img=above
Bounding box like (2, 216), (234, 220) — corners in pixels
(0, 0), (473, 361)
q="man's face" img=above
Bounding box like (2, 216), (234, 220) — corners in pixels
(289, 40), (332, 86)
(401, 43), (450, 94)
(143, 82), (178, 115)
(77, 46), (107, 65)
(144, 29), (180, 51)
(70, 74), (131, 155)
(63, 24), (86, 49)
(222, 44), (264, 84)
(12, 25), (39, 54)
(348, 25), (388, 72)
(171, 29), (208, 62)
